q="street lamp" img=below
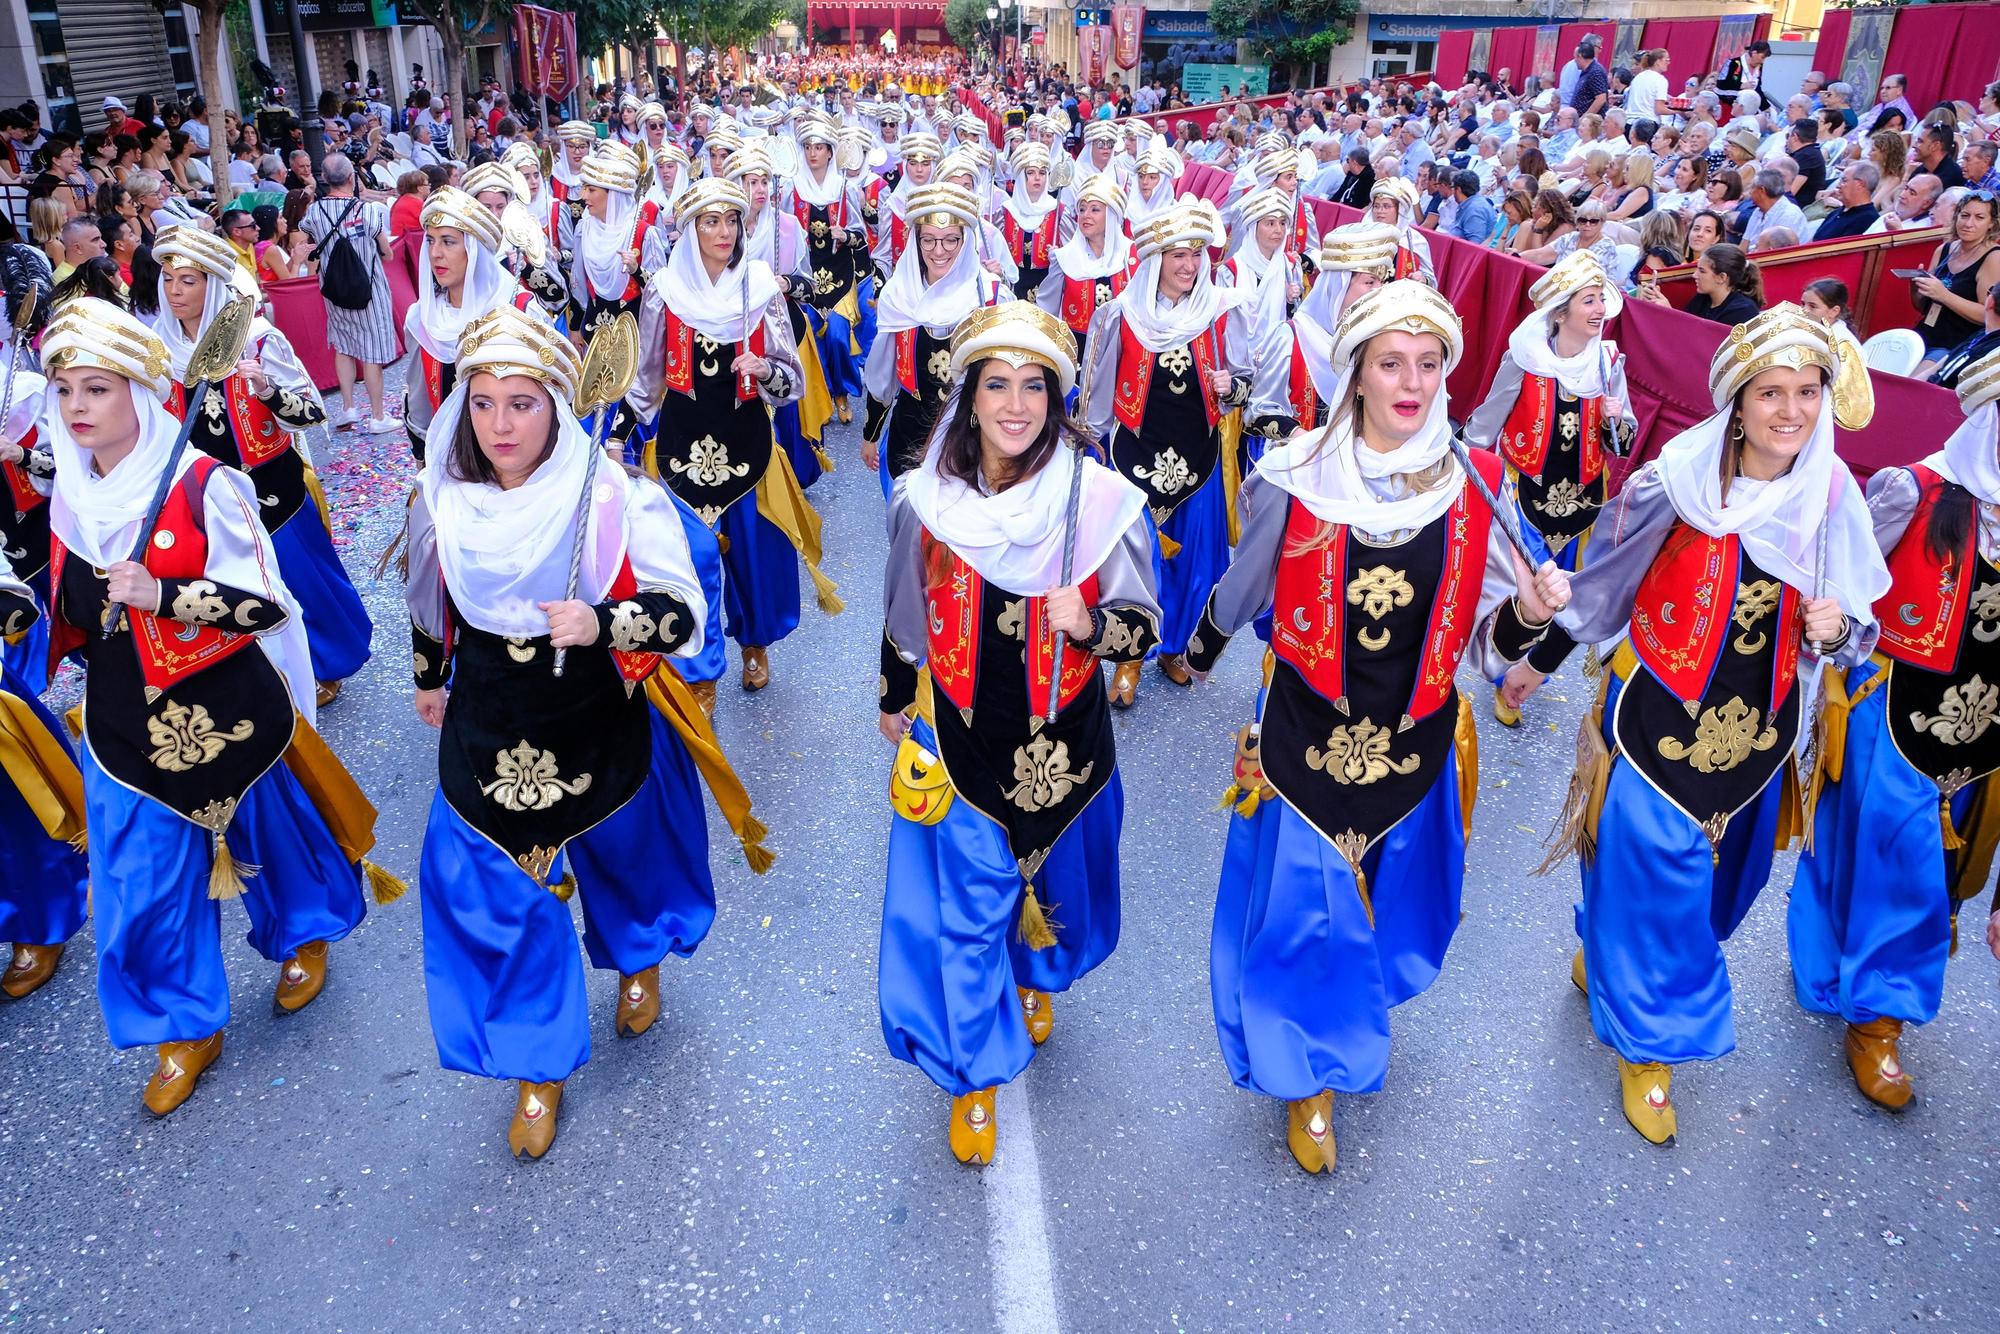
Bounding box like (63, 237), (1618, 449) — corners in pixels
(985, 4), (999, 69)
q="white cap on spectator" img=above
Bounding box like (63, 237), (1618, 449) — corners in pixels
(102, 95), (127, 112)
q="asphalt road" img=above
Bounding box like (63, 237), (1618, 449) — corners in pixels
(3, 389), (1997, 1334)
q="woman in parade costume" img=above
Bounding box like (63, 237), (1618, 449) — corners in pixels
(785, 116), (869, 425)
(877, 300), (1160, 1166)
(642, 138), (692, 224)
(0, 548), (87, 1001)
(1215, 187), (1305, 312)
(152, 226), (374, 704)
(1246, 222), (1400, 451)
(1460, 251), (1636, 727)
(861, 183), (1007, 497)
(630, 179), (843, 695)
(1037, 174), (1134, 372)
(1369, 178), (1436, 285)
(1, 356), (55, 689)
(996, 143), (1068, 304)
(460, 162), (572, 316)
(1185, 280), (1571, 1176)
(934, 151), (1019, 289)
(1543, 304), (1886, 1144)
(568, 143), (667, 345)
(505, 143), (576, 289)
(548, 121), (596, 202)
(1083, 197), (1251, 707)
(1061, 121), (1120, 206)
(1122, 141), (1183, 230)
(399, 188), (546, 463)
(43, 299), (397, 1116)
(867, 132), (944, 278)
(406, 305), (764, 1160)
(1792, 346), (2000, 1110)
(730, 145), (838, 492)
(1225, 146), (1319, 270)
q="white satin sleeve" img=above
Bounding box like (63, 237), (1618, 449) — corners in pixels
(203, 464), (318, 725)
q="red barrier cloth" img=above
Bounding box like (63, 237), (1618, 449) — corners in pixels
(1178, 162), (1236, 207)
(1648, 19), (1720, 96)
(1867, 230), (1951, 336)
(1489, 27), (1537, 86)
(388, 230), (419, 338)
(1814, 8), (1852, 80)
(1882, 4), (1964, 113)
(265, 278), (339, 390)
(1944, 4), (2000, 120)
(1437, 30), (1472, 88)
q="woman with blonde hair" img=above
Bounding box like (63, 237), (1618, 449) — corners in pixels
(1608, 152), (1656, 221)
(1870, 129), (1910, 214)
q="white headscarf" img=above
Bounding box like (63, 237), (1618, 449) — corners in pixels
(577, 188), (638, 301)
(1002, 172), (1059, 231)
(1049, 207), (1130, 281)
(1506, 306), (1606, 400)
(1291, 268), (1350, 406)
(653, 227), (781, 343)
(1120, 246), (1247, 355)
(151, 268), (251, 383)
(874, 219), (982, 335)
(410, 227), (516, 364)
(906, 388), (1147, 593)
(1654, 398), (1889, 618)
(1930, 402), (2000, 503)
(792, 159), (846, 208)
(420, 378), (631, 638)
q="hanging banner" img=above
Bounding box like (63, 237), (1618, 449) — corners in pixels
(1111, 6), (1144, 71)
(1710, 14), (1757, 80)
(1079, 23), (1101, 84)
(1532, 25), (1560, 81)
(1613, 20), (1645, 73)
(1841, 11), (1895, 105)
(512, 6), (580, 99)
(1466, 28), (1492, 78)
(1003, 34), (1019, 66)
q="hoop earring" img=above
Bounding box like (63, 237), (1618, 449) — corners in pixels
(969, 412), (979, 428)
(1730, 418), (1745, 445)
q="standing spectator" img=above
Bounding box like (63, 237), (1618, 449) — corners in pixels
(1717, 40), (1770, 97)
(1448, 170), (1496, 243)
(300, 153), (399, 432)
(1625, 49), (1670, 122)
(1569, 42), (1609, 117)
(1815, 164), (1882, 240)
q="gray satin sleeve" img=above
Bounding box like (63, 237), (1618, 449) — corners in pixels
(1865, 465), (1921, 557)
(883, 479), (929, 664)
(1552, 463), (1679, 645)
(759, 296), (805, 407)
(1092, 517), (1163, 627)
(1460, 354), (1523, 452)
(1210, 472), (1289, 633)
(403, 490), (448, 641)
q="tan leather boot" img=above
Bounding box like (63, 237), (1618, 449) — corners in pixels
(1570, 947), (1587, 996)
(1018, 986), (1052, 1046)
(616, 965), (661, 1038)
(741, 646), (771, 691)
(274, 941), (331, 1014)
(509, 1080), (565, 1159)
(949, 1088), (997, 1166)
(1617, 1058), (1676, 1145)
(1286, 1091), (1336, 1174)
(1845, 1018), (1914, 1110)
(2, 942), (64, 999)
(1109, 661), (1141, 708)
(144, 1032), (224, 1116)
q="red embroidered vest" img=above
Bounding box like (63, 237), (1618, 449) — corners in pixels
(417, 292), (536, 412)
(1875, 463), (1977, 673)
(1497, 371), (1604, 484)
(1112, 318), (1226, 431)
(165, 372), (292, 468)
(662, 309), (768, 403)
(1291, 196), (1310, 260)
(1268, 448), (1499, 723)
(4, 429), (42, 514)
(1393, 244), (1421, 280)
(1059, 264), (1130, 333)
(1630, 527), (1803, 711)
(47, 456), (262, 690)
(924, 543), (1099, 717)
(1287, 338), (1318, 430)
(1002, 209), (1059, 269)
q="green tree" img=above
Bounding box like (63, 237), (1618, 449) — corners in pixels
(401, 0), (518, 155)
(944, 0), (991, 55)
(1211, 0), (1360, 85)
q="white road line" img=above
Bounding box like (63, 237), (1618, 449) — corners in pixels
(986, 1074), (1063, 1334)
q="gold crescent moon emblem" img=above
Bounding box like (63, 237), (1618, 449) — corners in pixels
(1292, 607), (1311, 633)
(1659, 600), (1677, 625)
(1898, 602), (1923, 627)
(699, 358), (721, 379)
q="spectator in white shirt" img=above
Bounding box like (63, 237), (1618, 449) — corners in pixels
(1624, 49), (1670, 121)
(1742, 169), (1806, 247)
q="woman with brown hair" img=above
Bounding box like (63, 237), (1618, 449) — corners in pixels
(1914, 192), (2000, 356)
(1871, 129), (1911, 214)
(877, 300), (1158, 1165)
(1520, 188), (1575, 252)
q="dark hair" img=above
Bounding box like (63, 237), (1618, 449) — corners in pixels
(219, 208), (252, 233)
(129, 245), (161, 315)
(251, 203), (281, 241)
(925, 360), (1092, 526)
(97, 214), (127, 248)
(1701, 242), (1763, 303)
(1518, 147), (1550, 181)
(1452, 169), (1479, 197)
(1688, 209), (1730, 255)
(1534, 188), (1574, 227)
(1708, 171), (1744, 203)
(421, 163), (452, 191)
(1634, 245), (1682, 285)
(1926, 478), (1979, 567)
(1792, 117), (1818, 143)
(1803, 277), (1850, 319)
(447, 378), (559, 486)
(1877, 107), (1908, 133)
(1746, 40), (1771, 57)
(52, 255), (127, 310)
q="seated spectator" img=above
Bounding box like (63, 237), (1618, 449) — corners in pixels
(1449, 169), (1496, 243)
(1327, 148), (1374, 207)
(55, 214), (102, 280)
(1676, 242), (1763, 325)
(28, 195), (64, 270)
(1750, 225), (1799, 253)
(1786, 118), (1826, 202)
(1966, 141), (2000, 194)
(1723, 126), (1762, 173)
(1490, 190), (1534, 250)
(1801, 277), (1854, 333)
(1519, 187), (1575, 252)
(98, 214), (138, 288)
(1519, 199), (1617, 269)
(1913, 191), (2000, 355)
(1918, 282), (2000, 387)
(1742, 169), (1806, 248)
(1606, 153), (1655, 221)
(1655, 153), (1709, 215)
(1629, 245), (1684, 296)
(1814, 163), (1882, 239)
(1915, 122), (1965, 190)
(1823, 81), (1860, 133)
(1860, 74), (1917, 134)
(1880, 172), (1944, 231)
(1634, 209), (1686, 263)
(1687, 209), (1728, 265)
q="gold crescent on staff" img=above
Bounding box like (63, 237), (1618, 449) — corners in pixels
(189, 293), (258, 383)
(503, 202), (548, 268)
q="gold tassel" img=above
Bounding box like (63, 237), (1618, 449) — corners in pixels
(1349, 857), (1374, 927)
(812, 443), (835, 474)
(1773, 756), (1806, 851)
(363, 859), (409, 905)
(1017, 883), (1059, 950)
(208, 833), (259, 901)
(737, 812), (775, 875)
(1157, 529), (1183, 560)
(1214, 782), (1243, 812)
(1535, 677), (1614, 876)
(1582, 642), (1603, 679)
(1940, 800), (1967, 851)
(549, 871), (578, 903)
(809, 563), (846, 615)
(67, 830), (88, 855)
(642, 434), (660, 481)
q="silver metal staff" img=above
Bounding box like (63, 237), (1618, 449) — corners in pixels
(1044, 439), (1085, 722)
(1444, 432), (1543, 572)
(0, 287), (41, 448)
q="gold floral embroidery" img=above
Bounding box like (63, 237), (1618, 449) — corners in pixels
(1731, 579), (1780, 655)
(1001, 734), (1096, 812)
(146, 701), (256, 772)
(813, 266), (836, 295)
(1909, 674), (2000, 746)
(1972, 584), (2000, 644)
(1557, 408), (1579, 448)
(927, 347), (954, 383)
(1304, 719), (1422, 784)
(1346, 565), (1413, 620)
(1133, 447), (1195, 496)
(695, 333), (722, 378)
(672, 434), (752, 489)
(997, 597), (1027, 640)
(810, 219), (831, 243)
(1096, 613), (1143, 656)
(482, 741), (594, 812)
(1158, 346), (1193, 381)
(609, 599), (675, 653)
(169, 579), (229, 625)
(0, 608), (24, 637)
(1657, 696), (1780, 772)
(201, 387), (227, 426)
(413, 651), (431, 679)
(1538, 478), (1588, 519)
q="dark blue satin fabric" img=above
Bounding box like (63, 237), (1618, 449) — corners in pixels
(776, 402), (823, 490)
(82, 743), (364, 1048)
(804, 304), (866, 399)
(0, 568), (51, 691)
(878, 717), (1124, 1096)
(1791, 658), (1953, 1026)
(272, 509), (374, 683)
(1211, 753), (1467, 1100)
(1577, 670), (1783, 1065)
(1150, 464), (1228, 657)
(0, 663), (86, 947)
(717, 491), (802, 650)
(666, 486), (727, 685)
(418, 707), (715, 1083)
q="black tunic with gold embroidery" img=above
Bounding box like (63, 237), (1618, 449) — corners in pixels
(1109, 342), (1220, 527)
(651, 332), (779, 528)
(1, 446), (53, 582)
(879, 327), (954, 482)
(176, 373), (325, 534)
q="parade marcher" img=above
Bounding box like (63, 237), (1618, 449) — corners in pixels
(643, 138), (693, 222)
(462, 161), (571, 314)
(1185, 279), (1572, 1175)
(1369, 177), (1436, 284)
(405, 305), (731, 1161)
(1123, 141), (1183, 230)
(1543, 304), (1886, 1144)
(1247, 222), (1399, 447)
(787, 116), (869, 425)
(506, 141), (577, 286)
(862, 182), (1006, 492)
(399, 187), (545, 462)
(0, 548), (86, 1001)
(43, 298), (397, 1115)
(549, 121), (595, 200)
(631, 179), (842, 694)
(877, 299), (1160, 1165)
(153, 226), (374, 703)
(1083, 197), (1250, 706)
(997, 143), (1067, 304)
(568, 143), (666, 343)
(936, 150), (1018, 288)
(1214, 187), (1304, 308)
(1062, 121), (1120, 206)
(867, 132), (943, 277)
(1225, 145), (1319, 268)
(1461, 251), (1636, 726)
(1040, 174), (1134, 371)
(1792, 346), (2000, 1110)
(0, 349), (55, 689)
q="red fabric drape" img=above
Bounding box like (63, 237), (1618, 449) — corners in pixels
(1178, 162), (1234, 206)
(1489, 27), (1537, 86)
(1648, 19), (1720, 96)
(1943, 4), (2000, 118)
(1882, 4), (1964, 113)
(1557, 22), (1616, 68)
(265, 278), (338, 390)
(1436, 30), (1472, 89)
(1814, 8), (1852, 81)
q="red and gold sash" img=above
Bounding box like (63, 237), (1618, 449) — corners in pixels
(1875, 463), (1975, 673)
(924, 541), (1098, 716)
(3, 433), (41, 514)
(663, 310), (769, 402)
(166, 371), (293, 467)
(1497, 372), (1604, 484)
(1631, 526), (1803, 711)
